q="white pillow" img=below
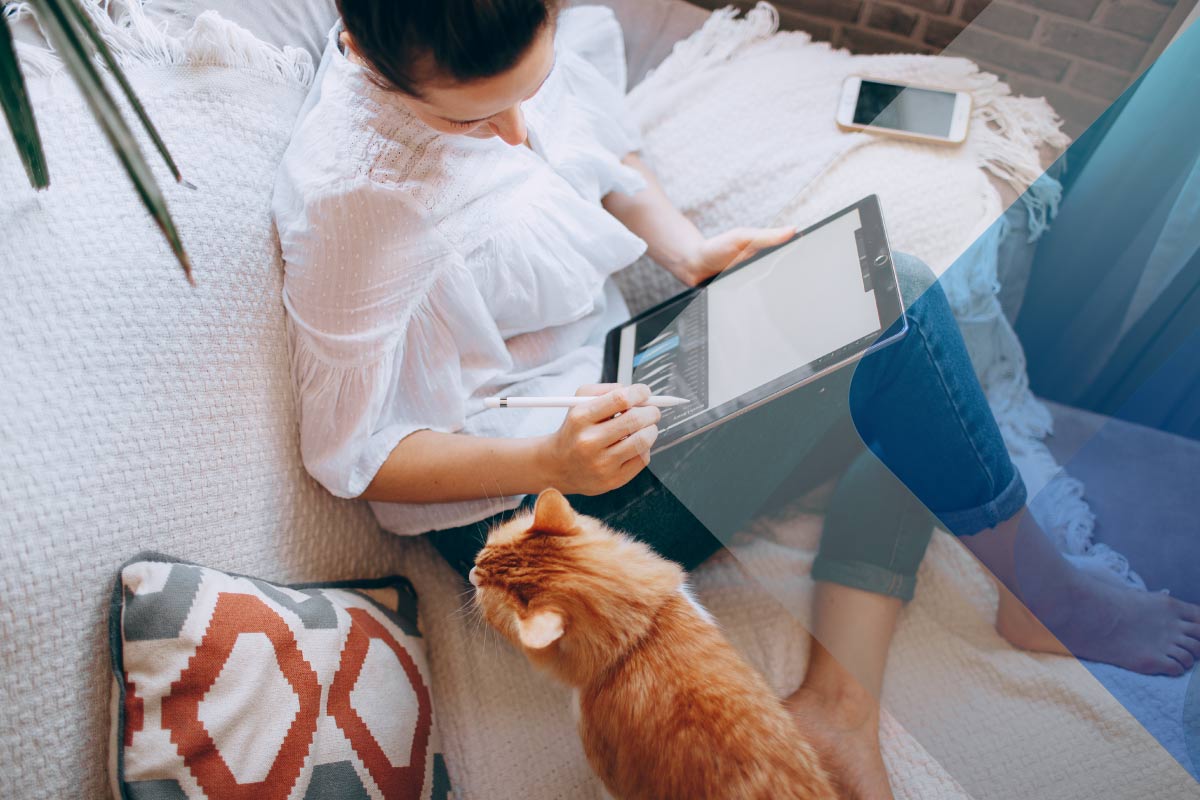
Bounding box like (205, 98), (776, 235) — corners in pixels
(141, 0), (339, 62)
(137, 0), (709, 87)
(5, 1), (338, 63)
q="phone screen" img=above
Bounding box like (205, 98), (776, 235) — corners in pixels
(853, 80), (957, 137)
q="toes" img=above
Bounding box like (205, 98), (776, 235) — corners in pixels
(1133, 654), (1184, 676)
(1175, 635), (1200, 662)
(1172, 598), (1200, 623)
(1155, 651), (1188, 677)
(1165, 650), (1191, 676)
(1168, 644), (1196, 671)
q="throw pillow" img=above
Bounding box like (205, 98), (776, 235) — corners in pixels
(109, 553), (451, 800)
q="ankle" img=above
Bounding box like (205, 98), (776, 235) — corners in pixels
(1005, 565), (1085, 632)
(793, 672), (880, 728)
(804, 641), (883, 698)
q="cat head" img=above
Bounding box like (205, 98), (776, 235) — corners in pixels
(471, 488), (684, 685)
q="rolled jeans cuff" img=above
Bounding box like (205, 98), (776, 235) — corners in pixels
(935, 471), (1028, 538)
(811, 556), (919, 602)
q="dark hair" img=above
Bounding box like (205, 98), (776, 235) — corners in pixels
(336, 0), (560, 96)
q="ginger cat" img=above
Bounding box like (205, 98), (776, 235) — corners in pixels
(471, 488), (838, 800)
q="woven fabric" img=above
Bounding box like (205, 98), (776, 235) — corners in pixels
(110, 556), (447, 800)
(0, 14), (392, 800)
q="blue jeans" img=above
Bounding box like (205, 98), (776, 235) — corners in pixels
(429, 255), (1027, 602)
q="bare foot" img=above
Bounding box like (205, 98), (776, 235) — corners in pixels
(785, 683), (893, 800)
(996, 568), (1200, 676)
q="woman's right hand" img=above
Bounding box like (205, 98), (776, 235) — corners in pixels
(540, 383), (661, 496)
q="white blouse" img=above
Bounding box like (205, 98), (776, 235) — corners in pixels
(273, 6), (648, 535)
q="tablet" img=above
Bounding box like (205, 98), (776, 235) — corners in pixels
(602, 195), (906, 453)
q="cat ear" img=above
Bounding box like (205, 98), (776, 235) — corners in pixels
(532, 488), (578, 535)
(516, 608), (565, 649)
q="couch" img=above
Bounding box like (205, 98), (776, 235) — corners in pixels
(2, 1), (1196, 798)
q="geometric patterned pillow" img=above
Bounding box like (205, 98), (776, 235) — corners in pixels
(109, 553), (451, 800)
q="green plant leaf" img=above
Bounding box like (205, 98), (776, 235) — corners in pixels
(29, 0), (192, 283)
(61, 0), (181, 183)
(0, 12), (50, 188)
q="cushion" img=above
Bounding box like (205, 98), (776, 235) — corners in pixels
(571, 0), (710, 87)
(135, 0), (709, 88)
(165, 0), (702, 80)
(110, 554), (450, 800)
(141, 0), (339, 63)
(172, 0), (764, 109)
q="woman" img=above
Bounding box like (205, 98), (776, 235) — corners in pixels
(272, 2), (1200, 797)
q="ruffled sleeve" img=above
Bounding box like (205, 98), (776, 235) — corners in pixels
(540, 5), (646, 199)
(276, 179), (507, 499)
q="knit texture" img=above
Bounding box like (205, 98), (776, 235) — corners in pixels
(0, 6), (387, 798)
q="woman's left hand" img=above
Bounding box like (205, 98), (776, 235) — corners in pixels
(682, 226), (796, 286)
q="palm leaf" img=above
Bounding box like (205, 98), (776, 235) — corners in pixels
(60, 0), (182, 183)
(0, 11), (50, 188)
(29, 0), (191, 283)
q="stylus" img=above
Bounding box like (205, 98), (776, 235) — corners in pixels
(485, 395), (690, 409)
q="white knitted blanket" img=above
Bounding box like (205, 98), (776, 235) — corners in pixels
(616, 2), (1143, 588)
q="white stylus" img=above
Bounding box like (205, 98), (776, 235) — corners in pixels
(485, 395), (689, 409)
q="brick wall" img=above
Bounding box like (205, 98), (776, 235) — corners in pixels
(687, 0), (1194, 134)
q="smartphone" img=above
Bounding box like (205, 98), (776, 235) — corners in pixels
(837, 76), (971, 145)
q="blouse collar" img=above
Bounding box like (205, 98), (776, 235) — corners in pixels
(324, 23), (433, 142)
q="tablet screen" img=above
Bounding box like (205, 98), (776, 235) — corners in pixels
(705, 208), (879, 408)
(610, 198), (902, 448)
